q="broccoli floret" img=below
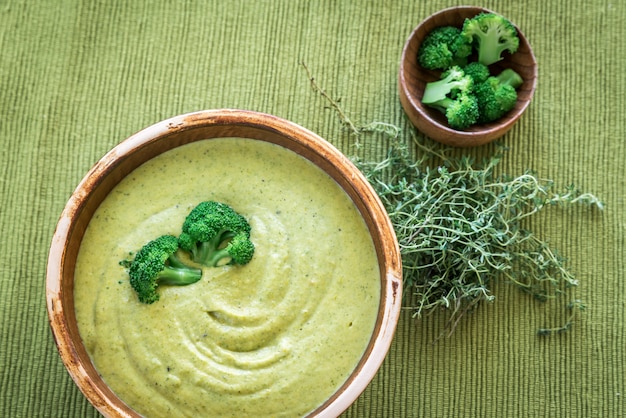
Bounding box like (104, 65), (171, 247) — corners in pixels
(418, 26), (472, 70)
(429, 93), (479, 130)
(474, 69), (523, 123)
(178, 201), (255, 267)
(494, 67), (523, 89)
(127, 235), (202, 304)
(422, 66), (472, 103)
(422, 66), (478, 130)
(461, 12), (519, 66)
(463, 62), (490, 84)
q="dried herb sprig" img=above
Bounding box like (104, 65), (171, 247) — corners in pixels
(536, 300), (586, 336)
(302, 62), (402, 147)
(302, 63), (603, 335)
(356, 138), (602, 334)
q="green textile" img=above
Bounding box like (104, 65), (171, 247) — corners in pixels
(1, 0), (624, 416)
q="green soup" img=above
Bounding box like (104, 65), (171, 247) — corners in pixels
(74, 138), (380, 417)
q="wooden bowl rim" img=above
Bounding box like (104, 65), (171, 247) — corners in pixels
(399, 6), (538, 147)
(46, 109), (403, 417)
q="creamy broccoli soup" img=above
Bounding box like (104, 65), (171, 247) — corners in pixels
(74, 138), (380, 417)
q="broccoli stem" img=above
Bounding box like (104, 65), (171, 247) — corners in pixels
(421, 67), (470, 104)
(205, 249), (233, 267)
(193, 231), (235, 266)
(157, 253), (202, 285)
(158, 266), (202, 285)
(476, 35), (504, 68)
(429, 97), (455, 113)
(167, 252), (192, 269)
(495, 68), (523, 89)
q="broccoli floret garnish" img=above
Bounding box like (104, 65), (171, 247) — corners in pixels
(474, 68), (523, 123)
(422, 66), (479, 130)
(178, 201), (255, 267)
(127, 235), (202, 304)
(461, 12), (520, 66)
(418, 26), (472, 70)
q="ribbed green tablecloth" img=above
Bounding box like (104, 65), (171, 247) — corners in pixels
(1, 1), (624, 417)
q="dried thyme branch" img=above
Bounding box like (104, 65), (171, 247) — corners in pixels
(537, 300), (586, 336)
(301, 62), (402, 146)
(302, 64), (603, 336)
(301, 62), (361, 139)
(359, 140), (602, 333)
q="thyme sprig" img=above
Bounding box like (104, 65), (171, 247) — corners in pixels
(357, 138), (602, 333)
(302, 62), (402, 147)
(302, 63), (603, 335)
(537, 300), (587, 336)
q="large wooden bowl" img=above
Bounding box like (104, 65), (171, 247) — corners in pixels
(399, 6), (538, 147)
(46, 109), (403, 417)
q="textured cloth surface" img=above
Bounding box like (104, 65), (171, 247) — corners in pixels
(1, 0), (624, 417)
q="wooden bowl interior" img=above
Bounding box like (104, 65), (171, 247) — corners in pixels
(399, 6), (537, 147)
(46, 110), (402, 417)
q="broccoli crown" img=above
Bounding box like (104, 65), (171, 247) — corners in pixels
(418, 26), (472, 70)
(224, 233), (256, 265)
(128, 235), (203, 304)
(463, 62), (490, 84)
(443, 93), (480, 130)
(461, 12), (519, 66)
(474, 70), (521, 123)
(430, 94), (479, 130)
(178, 201), (255, 267)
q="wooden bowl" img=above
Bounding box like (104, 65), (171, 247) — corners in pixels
(46, 110), (402, 417)
(399, 6), (537, 147)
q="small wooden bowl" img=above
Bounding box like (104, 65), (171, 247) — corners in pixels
(46, 110), (402, 417)
(399, 6), (537, 147)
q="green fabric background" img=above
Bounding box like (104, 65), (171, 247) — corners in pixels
(1, 0), (624, 416)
